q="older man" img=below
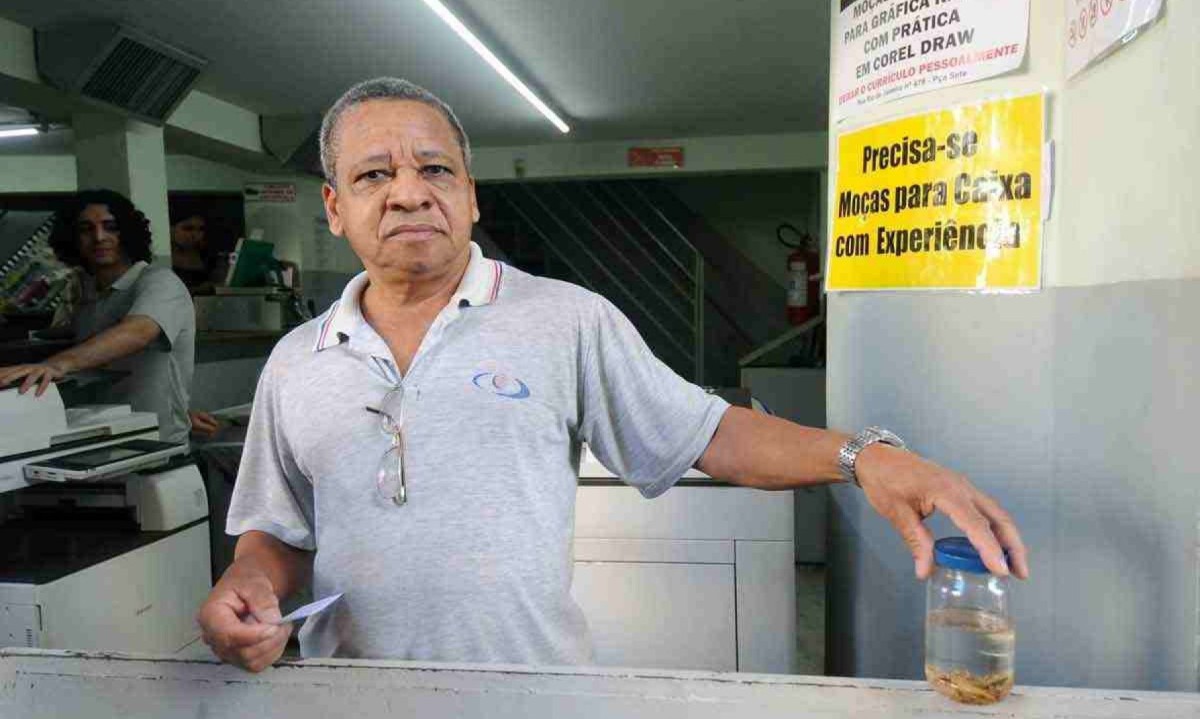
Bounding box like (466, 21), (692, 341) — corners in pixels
(197, 78), (1028, 672)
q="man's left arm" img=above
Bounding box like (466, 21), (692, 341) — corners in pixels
(0, 315), (162, 396)
(696, 406), (1029, 581)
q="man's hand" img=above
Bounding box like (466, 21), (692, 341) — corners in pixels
(856, 443), (1029, 580)
(196, 568), (292, 672)
(0, 362), (66, 397)
(697, 407), (1028, 582)
(189, 410), (222, 439)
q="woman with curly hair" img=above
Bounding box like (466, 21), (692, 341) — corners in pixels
(0, 189), (196, 444)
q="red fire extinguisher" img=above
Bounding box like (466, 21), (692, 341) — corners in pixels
(778, 223), (821, 325)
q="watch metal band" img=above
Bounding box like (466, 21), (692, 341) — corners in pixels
(838, 426), (906, 487)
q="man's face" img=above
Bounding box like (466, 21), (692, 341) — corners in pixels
(322, 100), (479, 281)
(77, 204), (129, 273)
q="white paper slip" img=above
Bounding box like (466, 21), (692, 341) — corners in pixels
(275, 593), (344, 624)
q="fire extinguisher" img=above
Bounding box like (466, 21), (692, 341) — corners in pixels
(778, 223), (821, 325)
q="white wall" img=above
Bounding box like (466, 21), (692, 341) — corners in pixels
(167, 92), (264, 154)
(0, 156), (75, 192)
(1, 151), (357, 274)
(1052, 6), (1199, 287)
(473, 132), (828, 181)
(0, 15), (36, 83)
(165, 155), (258, 191)
(172, 159), (359, 274)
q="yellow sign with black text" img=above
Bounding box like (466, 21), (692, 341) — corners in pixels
(828, 94), (1045, 292)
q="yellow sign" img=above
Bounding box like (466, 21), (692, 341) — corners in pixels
(828, 94), (1045, 291)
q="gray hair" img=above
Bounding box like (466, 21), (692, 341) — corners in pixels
(318, 77), (472, 186)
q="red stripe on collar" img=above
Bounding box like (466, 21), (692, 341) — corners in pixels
(316, 301), (338, 350)
(489, 261), (503, 303)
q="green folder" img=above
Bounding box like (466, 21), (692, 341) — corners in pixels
(224, 238), (277, 287)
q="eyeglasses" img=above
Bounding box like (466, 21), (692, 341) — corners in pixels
(366, 386), (406, 506)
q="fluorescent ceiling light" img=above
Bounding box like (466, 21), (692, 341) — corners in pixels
(419, 0), (570, 134)
(0, 127), (39, 139)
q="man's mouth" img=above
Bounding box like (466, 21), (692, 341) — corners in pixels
(383, 224), (442, 241)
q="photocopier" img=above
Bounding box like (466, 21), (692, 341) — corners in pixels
(0, 382), (210, 654)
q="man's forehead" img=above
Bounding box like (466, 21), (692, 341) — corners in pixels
(341, 100), (457, 144)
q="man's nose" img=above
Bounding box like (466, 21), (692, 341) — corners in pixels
(385, 170), (434, 212)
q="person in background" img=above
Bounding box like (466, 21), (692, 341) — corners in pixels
(168, 200), (240, 438)
(0, 189), (196, 445)
(170, 202), (219, 291)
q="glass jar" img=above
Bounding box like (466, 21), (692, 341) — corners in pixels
(925, 537), (1014, 705)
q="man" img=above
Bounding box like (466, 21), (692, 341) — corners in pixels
(198, 78), (1028, 672)
(0, 189), (195, 445)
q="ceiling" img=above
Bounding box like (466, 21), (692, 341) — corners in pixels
(0, 0), (830, 148)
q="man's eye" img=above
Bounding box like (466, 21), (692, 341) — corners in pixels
(422, 165), (452, 178)
(357, 170), (390, 182)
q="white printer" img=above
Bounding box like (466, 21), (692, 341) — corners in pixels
(0, 383), (211, 654)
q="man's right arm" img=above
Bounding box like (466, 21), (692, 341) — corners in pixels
(196, 531), (313, 672)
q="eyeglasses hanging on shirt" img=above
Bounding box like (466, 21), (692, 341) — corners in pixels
(365, 386), (406, 506)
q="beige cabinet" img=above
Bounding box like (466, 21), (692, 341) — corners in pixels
(572, 483), (797, 673)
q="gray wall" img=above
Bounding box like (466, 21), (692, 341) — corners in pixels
(826, 280), (1200, 690)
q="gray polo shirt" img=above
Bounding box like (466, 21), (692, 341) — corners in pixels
(74, 261), (195, 444)
(226, 242), (729, 665)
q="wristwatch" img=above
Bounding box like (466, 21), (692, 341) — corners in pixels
(838, 426), (906, 487)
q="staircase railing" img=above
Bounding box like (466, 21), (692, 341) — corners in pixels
(490, 182), (705, 384)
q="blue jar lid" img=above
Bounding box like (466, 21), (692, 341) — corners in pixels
(934, 537), (1007, 575)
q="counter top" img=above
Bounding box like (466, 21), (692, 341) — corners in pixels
(2, 649), (1193, 719)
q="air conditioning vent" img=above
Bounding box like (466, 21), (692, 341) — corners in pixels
(36, 23), (207, 123)
(81, 38), (201, 120)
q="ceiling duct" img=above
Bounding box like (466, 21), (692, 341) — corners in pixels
(261, 115), (324, 177)
(35, 22), (207, 124)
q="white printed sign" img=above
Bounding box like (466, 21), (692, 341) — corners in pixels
(834, 0), (1030, 123)
(244, 183), (296, 203)
(1065, 0), (1164, 78)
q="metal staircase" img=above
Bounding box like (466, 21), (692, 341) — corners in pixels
(476, 179), (791, 386)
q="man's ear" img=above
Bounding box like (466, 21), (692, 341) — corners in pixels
(322, 183), (345, 236)
(468, 176), (480, 224)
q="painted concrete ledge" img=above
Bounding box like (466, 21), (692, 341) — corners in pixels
(2, 649), (1198, 718)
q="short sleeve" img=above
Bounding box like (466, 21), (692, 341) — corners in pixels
(225, 355), (317, 550)
(579, 294), (729, 498)
(128, 269), (193, 351)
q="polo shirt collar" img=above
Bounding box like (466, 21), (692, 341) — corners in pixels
(109, 261), (148, 291)
(314, 242), (502, 352)
(83, 261), (147, 300)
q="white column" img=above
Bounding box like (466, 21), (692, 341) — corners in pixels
(73, 112), (171, 259)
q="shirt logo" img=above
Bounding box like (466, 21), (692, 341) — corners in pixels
(472, 361), (530, 399)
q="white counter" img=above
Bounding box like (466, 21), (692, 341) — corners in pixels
(577, 443), (712, 480)
(574, 449), (797, 673)
(2, 649), (1193, 719)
